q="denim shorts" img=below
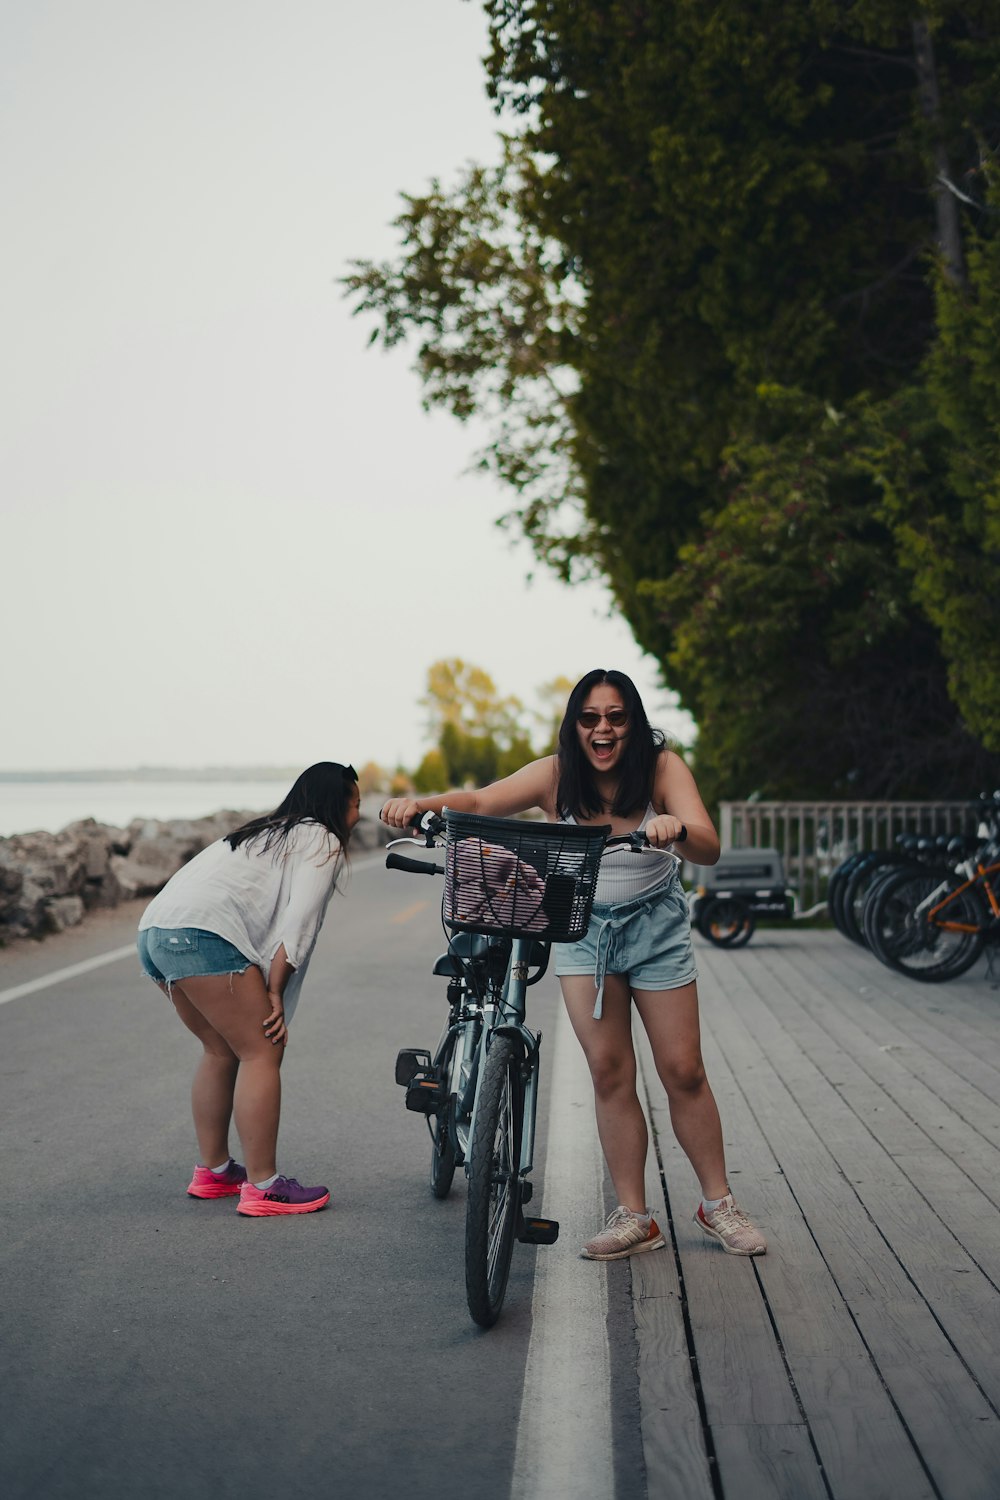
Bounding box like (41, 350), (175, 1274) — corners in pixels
(553, 871), (696, 1016)
(137, 927), (253, 985)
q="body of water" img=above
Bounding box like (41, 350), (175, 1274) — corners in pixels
(0, 779), (295, 838)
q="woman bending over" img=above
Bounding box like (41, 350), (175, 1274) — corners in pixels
(137, 761), (360, 1217)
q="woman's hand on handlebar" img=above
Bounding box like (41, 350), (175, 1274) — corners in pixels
(380, 797), (424, 829)
(644, 814), (687, 848)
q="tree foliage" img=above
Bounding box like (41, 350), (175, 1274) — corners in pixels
(346, 2), (1000, 796)
(412, 657), (538, 789)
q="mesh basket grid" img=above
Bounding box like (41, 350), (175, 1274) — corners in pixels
(442, 810), (610, 943)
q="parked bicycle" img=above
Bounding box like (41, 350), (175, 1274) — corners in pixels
(828, 792), (1000, 982)
(385, 808), (683, 1327)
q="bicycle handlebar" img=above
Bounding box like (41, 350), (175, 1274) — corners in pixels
(385, 814), (687, 875)
(603, 825), (687, 851)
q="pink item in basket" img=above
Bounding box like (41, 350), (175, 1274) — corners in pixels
(448, 837), (549, 932)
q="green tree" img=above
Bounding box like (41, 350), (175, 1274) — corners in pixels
(873, 179), (1000, 751)
(347, 3), (1000, 795)
(654, 388), (997, 800)
(421, 657), (525, 742)
(413, 657), (540, 787)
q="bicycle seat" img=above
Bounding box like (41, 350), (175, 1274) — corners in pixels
(434, 931), (493, 976)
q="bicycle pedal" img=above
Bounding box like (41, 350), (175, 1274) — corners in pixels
(404, 1072), (445, 1113)
(395, 1048), (432, 1086)
(518, 1216), (559, 1245)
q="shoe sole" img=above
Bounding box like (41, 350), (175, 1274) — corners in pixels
(237, 1191), (331, 1217)
(694, 1214), (766, 1256)
(580, 1231), (666, 1262)
(187, 1184), (244, 1199)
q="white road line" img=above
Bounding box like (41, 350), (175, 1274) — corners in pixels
(511, 1000), (614, 1500)
(0, 945), (138, 1006)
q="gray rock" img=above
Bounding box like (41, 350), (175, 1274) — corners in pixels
(45, 895), (86, 932)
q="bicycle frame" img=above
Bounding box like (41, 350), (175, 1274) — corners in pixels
(429, 935), (544, 1187)
(927, 859), (1000, 934)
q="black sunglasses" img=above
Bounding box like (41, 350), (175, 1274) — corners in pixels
(577, 709), (628, 729)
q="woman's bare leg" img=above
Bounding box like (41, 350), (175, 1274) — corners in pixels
(166, 984), (240, 1168)
(560, 973), (649, 1212)
(633, 981), (729, 1201)
(169, 968), (283, 1183)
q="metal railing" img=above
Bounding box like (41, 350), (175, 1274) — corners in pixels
(717, 800), (980, 912)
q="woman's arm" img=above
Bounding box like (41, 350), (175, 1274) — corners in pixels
(647, 750), (721, 865)
(380, 756), (559, 828)
(263, 944), (294, 1047)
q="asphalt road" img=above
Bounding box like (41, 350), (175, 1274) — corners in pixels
(1, 852), (645, 1500)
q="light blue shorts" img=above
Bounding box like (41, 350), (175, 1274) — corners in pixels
(137, 927), (253, 986)
(553, 871), (697, 1016)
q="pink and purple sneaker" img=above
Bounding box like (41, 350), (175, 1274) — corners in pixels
(237, 1175), (330, 1217)
(186, 1159), (248, 1199)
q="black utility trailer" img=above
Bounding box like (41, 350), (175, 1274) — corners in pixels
(688, 847), (792, 948)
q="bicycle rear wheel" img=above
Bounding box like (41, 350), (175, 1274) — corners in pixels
(866, 868), (984, 981)
(465, 1034), (524, 1328)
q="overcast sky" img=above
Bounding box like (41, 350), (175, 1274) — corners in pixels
(1, 0), (692, 773)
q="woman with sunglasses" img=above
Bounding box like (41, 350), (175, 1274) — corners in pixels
(380, 670), (765, 1260)
(137, 762), (361, 1217)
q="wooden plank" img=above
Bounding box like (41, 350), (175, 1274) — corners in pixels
(662, 1004), (937, 1498)
(792, 937), (1000, 1112)
(825, 932), (1000, 1046)
(693, 941), (1000, 1500)
(759, 941), (1000, 1192)
(743, 943), (1000, 1336)
(628, 1036), (715, 1500)
(633, 1014), (927, 1500)
(711, 1424), (827, 1500)
(632, 1034), (828, 1500)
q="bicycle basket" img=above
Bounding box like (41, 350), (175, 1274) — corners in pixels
(442, 811), (610, 943)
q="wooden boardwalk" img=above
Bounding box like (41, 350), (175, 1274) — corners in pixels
(630, 926), (1000, 1500)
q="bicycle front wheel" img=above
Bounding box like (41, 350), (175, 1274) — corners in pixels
(465, 1034), (524, 1329)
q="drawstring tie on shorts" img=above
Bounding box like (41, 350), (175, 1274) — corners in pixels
(588, 872), (682, 1018)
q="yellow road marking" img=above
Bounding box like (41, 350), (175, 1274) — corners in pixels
(391, 900), (430, 925)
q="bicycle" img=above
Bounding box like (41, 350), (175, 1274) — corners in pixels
(860, 794), (1000, 981)
(385, 808), (685, 1327)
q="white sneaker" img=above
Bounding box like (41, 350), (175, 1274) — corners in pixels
(581, 1205), (666, 1261)
(694, 1194), (766, 1255)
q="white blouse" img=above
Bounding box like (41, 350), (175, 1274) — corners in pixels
(138, 819), (343, 1022)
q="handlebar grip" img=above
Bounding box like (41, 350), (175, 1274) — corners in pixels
(385, 853), (444, 876)
(676, 825), (687, 843)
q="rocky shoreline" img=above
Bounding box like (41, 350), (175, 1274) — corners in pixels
(0, 803), (389, 943)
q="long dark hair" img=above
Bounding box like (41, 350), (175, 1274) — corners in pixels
(225, 762), (359, 859)
(556, 670), (665, 820)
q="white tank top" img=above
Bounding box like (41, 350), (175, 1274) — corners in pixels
(562, 804), (681, 905)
